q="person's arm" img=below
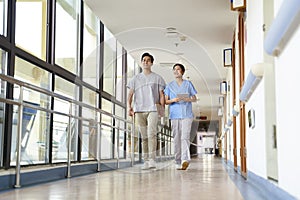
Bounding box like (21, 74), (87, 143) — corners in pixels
(182, 95), (197, 102)
(159, 90), (165, 108)
(156, 90), (165, 117)
(191, 95), (197, 102)
(182, 81), (197, 102)
(127, 88), (134, 116)
(165, 95), (180, 105)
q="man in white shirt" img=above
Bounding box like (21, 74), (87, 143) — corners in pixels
(127, 52), (166, 169)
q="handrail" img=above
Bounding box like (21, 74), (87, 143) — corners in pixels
(0, 74), (132, 124)
(0, 74), (134, 187)
(264, 0), (300, 56)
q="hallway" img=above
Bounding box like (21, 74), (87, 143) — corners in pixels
(0, 155), (274, 200)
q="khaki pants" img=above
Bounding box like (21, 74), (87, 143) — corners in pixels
(135, 112), (158, 161)
(128, 123), (139, 153)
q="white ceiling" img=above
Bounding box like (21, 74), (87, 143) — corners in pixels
(85, 0), (237, 120)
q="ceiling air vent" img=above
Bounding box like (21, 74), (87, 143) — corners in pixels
(159, 62), (174, 68)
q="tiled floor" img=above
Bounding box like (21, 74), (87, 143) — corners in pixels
(0, 155), (246, 200)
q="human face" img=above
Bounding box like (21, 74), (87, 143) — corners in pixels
(173, 65), (184, 78)
(141, 56), (153, 69)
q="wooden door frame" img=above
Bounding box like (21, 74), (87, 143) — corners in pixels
(238, 12), (247, 179)
(232, 38), (238, 171)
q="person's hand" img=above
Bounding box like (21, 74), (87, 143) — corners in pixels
(155, 104), (165, 117)
(128, 107), (134, 116)
(158, 105), (165, 117)
(181, 97), (190, 102)
(172, 97), (181, 103)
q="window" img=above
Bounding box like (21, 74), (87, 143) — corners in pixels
(103, 26), (116, 96)
(11, 57), (51, 165)
(81, 87), (98, 160)
(55, 0), (79, 74)
(126, 54), (138, 121)
(116, 42), (123, 102)
(115, 104), (125, 159)
(0, 0), (7, 36)
(15, 0), (47, 60)
(82, 3), (100, 88)
(53, 76), (79, 162)
(101, 98), (113, 159)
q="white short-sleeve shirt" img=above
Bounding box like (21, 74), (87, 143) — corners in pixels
(127, 72), (166, 112)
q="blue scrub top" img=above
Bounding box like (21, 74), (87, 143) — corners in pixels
(164, 80), (197, 119)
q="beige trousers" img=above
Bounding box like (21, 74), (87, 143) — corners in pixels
(135, 112), (158, 161)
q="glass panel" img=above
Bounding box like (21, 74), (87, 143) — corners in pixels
(55, 0), (79, 74)
(116, 42), (123, 102)
(81, 87), (98, 160)
(0, 48), (7, 167)
(11, 57), (51, 166)
(81, 109), (97, 160)
(53, 76), (79, 162)
(103, 26), (116, 96)
(82, 87), (97, 107)
(82, 3), (100, 87)
(101, 98), (112, 159)
(0, 49), (7, 75)
(135, 59), (141, 75)
(14, 57), (51, 90)
(15, 0), (47, 60)
(126, 54), (136, 121)
(125, 55), (140, 159)
(0, 0), (7, 36)
(115, 104), (125, 159)
(52, 112), (69, 162)
(126, 54), (135, 80)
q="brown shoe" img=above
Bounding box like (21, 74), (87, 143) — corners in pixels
(181, 160), (189, 170)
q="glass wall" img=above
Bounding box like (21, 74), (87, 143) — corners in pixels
(11, 57), (51, 165)
(0, 0), (7, 36)
(15, 0), (47, 60)
(55, 0), (79, 74)
(0, 0), (150, 169)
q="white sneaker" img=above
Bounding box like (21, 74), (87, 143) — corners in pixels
(149, 159), (156, 169)
(175, 164), (182, 170)
(142, 161), (150, 170)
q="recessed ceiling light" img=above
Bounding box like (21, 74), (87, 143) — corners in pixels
(166, 27), (176, 32)
(165, 31), (178, 38)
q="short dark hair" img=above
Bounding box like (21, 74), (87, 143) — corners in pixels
(173, 63), (185, 74)
(141, 52), (154, 63)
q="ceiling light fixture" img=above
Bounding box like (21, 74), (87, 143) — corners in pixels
(165, 27), (178, 38)
(166, 27), (176, 31)
(165, 31), (178, 38)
